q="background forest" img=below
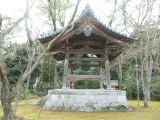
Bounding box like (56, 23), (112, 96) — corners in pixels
(0, 0), (160, 120)
(1, 0), (160, 101)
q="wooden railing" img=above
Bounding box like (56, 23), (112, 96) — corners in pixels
(66, 75), (118, 87)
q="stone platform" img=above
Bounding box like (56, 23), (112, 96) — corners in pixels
(43, 89), (128, 111)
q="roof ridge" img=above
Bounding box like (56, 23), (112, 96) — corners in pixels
(39, 4), (134, 41)
(78, 5), (132, 40)
(80, 4), (95, 17)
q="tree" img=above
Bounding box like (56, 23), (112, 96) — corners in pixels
(38, 0), (74, 89)
(0, 11), (28, 120)
(5, 46), (41, 89)
(39, 0), (73, 29)
(112, 0), (159, 107)
(0, 0), (81, 119)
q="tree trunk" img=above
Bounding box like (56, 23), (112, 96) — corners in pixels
(147, 83), (151, 100)
(0, 57), (16, 120)
(143, 81), (149, 107)
(118, 55), (122, 90)
(1, 86), (16, 120)
(144, 97), (148, 107)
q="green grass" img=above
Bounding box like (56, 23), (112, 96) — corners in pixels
(0, 98), (160, 120)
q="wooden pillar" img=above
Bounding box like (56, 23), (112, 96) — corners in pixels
(62, 48), (69, 89)
(105, 49), (111, 89)
(68, 63), (72, 75)
(99, 61), (103, 89)
(53, 59), (58, 89)
(68, 62), (72, 88)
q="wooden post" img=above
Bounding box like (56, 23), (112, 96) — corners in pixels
(105, 49), (111, 89)
(53, 59), (58, 89)
(99, 61), (103, 89)
(68, 62), (72, 75)
(62, 48), (69, 89)
(68, 62), (72, 88)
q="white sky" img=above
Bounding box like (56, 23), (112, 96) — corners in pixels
(0, 0), (110, 43)
(0, 0), (159, 43)
(0, 0), (108, 18)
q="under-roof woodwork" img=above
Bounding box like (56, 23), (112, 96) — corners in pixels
(38, 5), (134, 89)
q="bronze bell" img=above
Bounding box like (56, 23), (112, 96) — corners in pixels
(81, 54), (90, 71)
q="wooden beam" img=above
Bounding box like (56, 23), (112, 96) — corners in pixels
(67, 74), (118, 87)
(68, 49), (105, 54)
(67, 75), (105, 81)
(58, 22), (124, 44)
(68, 57), (105, 61)
(59, 23), (86, 42)
(88, 22), (124, 44)
(70, 64), (101, 67)
(69, 39), (105, 48)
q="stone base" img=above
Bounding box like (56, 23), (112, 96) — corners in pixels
(43, 89), (128, 112)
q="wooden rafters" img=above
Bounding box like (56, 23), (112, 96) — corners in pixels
(57, 21), (125, 44)
(38, 5), (133, 61)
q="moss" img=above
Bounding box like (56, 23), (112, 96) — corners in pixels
(99, 105), (128, 112)
(0, 98), (160, 120)
(37, 96), (48, 106)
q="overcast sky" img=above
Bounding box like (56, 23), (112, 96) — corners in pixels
(0, 0), (111, 43)
(0, 0), (159, 43)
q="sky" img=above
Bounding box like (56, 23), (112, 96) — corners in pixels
(0, 0), (159, 43)
(0, 0), (111, 43)
(0, 0), (108, 18)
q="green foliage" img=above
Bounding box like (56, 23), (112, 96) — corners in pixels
(73, 68), (99, 75)
(110, 69), (119, 80)
(5, 47), (28, 84)
(17, 84), (31, 100)
(38, 0), (73, 28)
(36, 81), (51, 96)
(37, 54), (63, 94)
(5, 46), (41, 89)
(121, 70), (143, 100)
(73, 66), (119, 89)
(150, 75), (160, 100)
(74, 80), (100, 89)
(41, 54), (55, 84)
(117, 54), (160, 100)
(73, 68), (99, 89)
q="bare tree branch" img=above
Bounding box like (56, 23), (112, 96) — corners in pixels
(108, 0), (117, 27)
(47, 0), (81, 50)
(47, 0), (57, 31)
(0, 0), (36, 39)
(0, 15), (26, 38)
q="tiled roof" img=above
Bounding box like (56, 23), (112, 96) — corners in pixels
(39, 4), (134, 42)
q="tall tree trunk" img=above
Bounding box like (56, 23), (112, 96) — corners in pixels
(140, 40), (149, 107)
(1, 86), (15, 120)
(144, 54), (153, 102)
(143, 81), (149, 107)
(0, 56), (16, 120)
(118, 55), (122, 90)
(135, 56), (140, 112)
(147, 83), (151, 100)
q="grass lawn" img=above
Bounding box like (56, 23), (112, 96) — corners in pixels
(0, 98), (159, 120)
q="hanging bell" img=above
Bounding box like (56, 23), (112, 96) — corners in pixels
(81, 54), (90, 71)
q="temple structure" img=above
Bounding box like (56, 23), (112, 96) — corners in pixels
(39, 5), (133, 111)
